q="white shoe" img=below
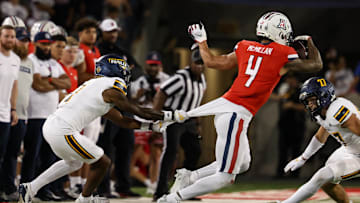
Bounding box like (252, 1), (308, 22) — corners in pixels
(92, 196), (109, 203)
(170, 168), (192, 193)
(75, 195), (109, 203)
(18, 183), (33, 203)
(157, 195), (179, 203)
(146, 181), (157, 195)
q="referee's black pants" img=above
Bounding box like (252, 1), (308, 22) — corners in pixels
(97, 119), (135, 194)
(155, 119), (201, 197)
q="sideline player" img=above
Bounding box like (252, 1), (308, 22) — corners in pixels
(19, 54), (185, 203)
(280, 77), (360, 203)
(157, 11), (323, 203)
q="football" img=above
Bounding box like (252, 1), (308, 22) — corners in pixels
(292, 40), (308, 59)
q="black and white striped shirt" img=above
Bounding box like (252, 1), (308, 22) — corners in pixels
(160, 66), (206, 111)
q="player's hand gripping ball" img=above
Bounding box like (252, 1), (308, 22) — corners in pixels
(291, 35), (311, 59)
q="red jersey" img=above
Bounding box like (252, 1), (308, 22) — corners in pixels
(223, 40), (298, 115)
(79, 43), (101, 75)
(28, 42), (35, 54)
(59, 61), (78, 93)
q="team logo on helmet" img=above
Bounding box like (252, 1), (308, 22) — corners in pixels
(96, 66), (101, 74)
(277, 19), (287, 30)
(107, 58), (128, 70)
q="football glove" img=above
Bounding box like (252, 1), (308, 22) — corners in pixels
(294, 35), (311, 41)
(174, 110), (189, 123)
(140, 121), (172, 133)
(151, 120), (171, 133)
(284, 156), (307, 173)
(188, 22), (207, 43)
(162, 110), (189, 123)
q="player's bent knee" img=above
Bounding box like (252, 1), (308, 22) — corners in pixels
(217, 172), (236, 186)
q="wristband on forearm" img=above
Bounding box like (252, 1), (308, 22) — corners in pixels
(302, 136), (324, 160)
(162, 111), (173, 121)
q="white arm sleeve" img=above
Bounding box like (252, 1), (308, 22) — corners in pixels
(302, 136), (324, 160)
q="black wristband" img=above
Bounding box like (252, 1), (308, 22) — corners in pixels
(11, 108), (16, 112)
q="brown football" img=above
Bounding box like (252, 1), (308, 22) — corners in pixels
(292, 40), (308, 59)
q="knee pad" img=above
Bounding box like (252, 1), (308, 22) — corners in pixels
(65, 160), (83, 171)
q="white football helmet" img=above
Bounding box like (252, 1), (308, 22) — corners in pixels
(30, 20), (57, 42)
(2, 16), (26, 28)
(256, 12), (293, 46)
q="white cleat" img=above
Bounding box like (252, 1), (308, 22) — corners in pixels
(92, 196), (109, 203)
(75, 195), (109, 203)
(157, 195), (180, 203)
(170, 168), (192, 193)
(18, 183), (33, 203)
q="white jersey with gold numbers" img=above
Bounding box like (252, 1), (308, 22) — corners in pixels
(53, 77), (128, 132)
(316, 97), (360, 155)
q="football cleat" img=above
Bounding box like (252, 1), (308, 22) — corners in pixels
(170, 168), (192, 193)
(157, 195), (180, 203)
(19, 183), (33, 203)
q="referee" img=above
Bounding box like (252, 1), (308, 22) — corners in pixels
(153, 46), (206, 200)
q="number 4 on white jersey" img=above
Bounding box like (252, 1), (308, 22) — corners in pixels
(245, 55), (262, 87)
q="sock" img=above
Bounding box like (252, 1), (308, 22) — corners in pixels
(110, 180), (115, 192)
(176, 172), (235, 200)
(282, 167), (334, 203)
(31, 160), (83, 195)
(190, 161), (217, 183)
(70, 176), (82, 188)
(144, 179), (152, 188)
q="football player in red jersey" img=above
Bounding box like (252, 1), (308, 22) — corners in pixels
(157, 11), (323, 203)
(75, 18), (101, 84)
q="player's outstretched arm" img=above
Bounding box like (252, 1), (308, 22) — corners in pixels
(198, 42), (238, 70)
(283, 36), (323, 73)
(103, 108), (168, 133)
(102, 88), (164, 121)
(188, 22), (237, 70)
(103, 108), (140, 128)
(284, 126), (328, 173)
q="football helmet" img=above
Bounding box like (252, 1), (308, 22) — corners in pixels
(2, 16), (26, 28)
(256, 11), (293, 46)
(299, 77), (335, 116)
(30, 20), (57, 42)
(95, 54), (131, 84)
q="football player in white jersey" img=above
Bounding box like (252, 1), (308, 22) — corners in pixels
(18, 54), (186, 203)
(281, 77), (360, 203)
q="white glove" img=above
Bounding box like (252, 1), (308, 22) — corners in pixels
(294, 35), (311, 41)
(188, 22), (207, 43)
(284, 156), (307, 173)
(151, 120), (173, 133)
(174, 110), (189, 123)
